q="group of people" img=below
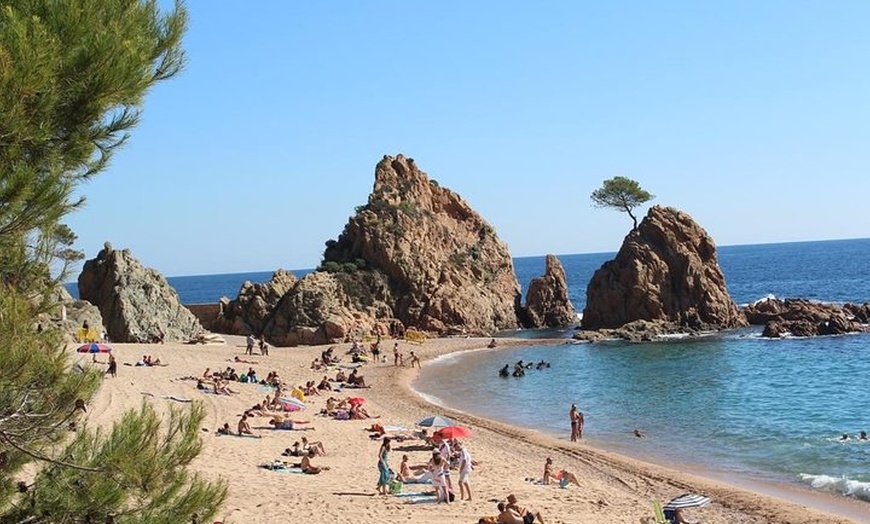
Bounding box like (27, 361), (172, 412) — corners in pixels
(376, 432), (474, 504)
(498, 359), (550, 378)
(245, 333), (268, 356)
(569, 403), (585, 441)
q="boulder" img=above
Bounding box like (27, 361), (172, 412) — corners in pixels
(582, 206), (747, 332)
(320, 154), (521, 336)
(520, 254), (576, 328)
(745, 297), (868, 337)
(77, 242), (204, 343)
(263, 270), (395, 347)
(211, 269), (297, 335)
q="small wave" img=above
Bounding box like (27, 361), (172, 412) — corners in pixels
(746, 294), (777, 307)
(799, 474), (870, 502)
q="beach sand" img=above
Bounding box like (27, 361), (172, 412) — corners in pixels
(79, 335), (868, 524)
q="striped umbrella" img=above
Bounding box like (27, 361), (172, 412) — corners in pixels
(416, 415), (455, 428)
(76, 343), (112, 353)
(663, 493), (711, 511)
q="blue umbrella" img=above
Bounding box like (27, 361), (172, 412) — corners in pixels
(416, 415), (455, 428)
(77, 343), (112, 353)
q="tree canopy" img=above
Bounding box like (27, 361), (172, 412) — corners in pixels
(590, 176), (655, 230)
(0, 1), (228, 521)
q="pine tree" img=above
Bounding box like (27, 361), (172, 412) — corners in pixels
(0, 1), (228, 521)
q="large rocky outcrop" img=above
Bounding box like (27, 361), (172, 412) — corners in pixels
(319, 154), (521, 336)
(263, 270), (396, 346)
(78, 243), (204, 343)
(519, 254), (576, 328)
(211, 270), (297, 335)
(744, 297), (870, 337)
(581, 206), (747, 332)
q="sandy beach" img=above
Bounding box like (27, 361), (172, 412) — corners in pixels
(79, 336), (868, 524)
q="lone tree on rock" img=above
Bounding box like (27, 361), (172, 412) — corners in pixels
(590, 176), (655, 230)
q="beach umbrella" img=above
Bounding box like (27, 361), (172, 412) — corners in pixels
(416, 415), (455, 428)
(434, 425), (472, 439)
(347, 397), (365, 406)
(663, 493), (711, 511)
(77, 343), (112, 353)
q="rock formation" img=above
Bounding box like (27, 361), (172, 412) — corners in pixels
(744, 297), (870, 337)
(264, 270), (396, 346)
(581, 206), (747, 333)
(77, 242), (204, 343)
(40, 286), (105, 342)
(211, 270), (297, 335)
(520, 254), (576, 328)
(319, 154), (521, 336)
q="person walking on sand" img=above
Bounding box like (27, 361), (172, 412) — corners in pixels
(569, 404), (580, 441)
(106, 354), (117, 378)
(376, 437), (391, 495)
(409, 351), (421, 369)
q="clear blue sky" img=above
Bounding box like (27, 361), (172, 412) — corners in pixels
(66, 1), (870, 277)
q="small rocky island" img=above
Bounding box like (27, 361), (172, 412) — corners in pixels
(577, 206), (747, 341)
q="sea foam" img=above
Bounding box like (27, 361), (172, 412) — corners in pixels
(798, 474), (870, 502)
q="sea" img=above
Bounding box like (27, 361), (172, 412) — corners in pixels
(66, 238), (870, 507)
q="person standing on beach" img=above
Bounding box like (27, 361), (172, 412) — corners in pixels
(393, 343), (400, 366)
(577, 410), (585, 439)
(106, 354), (117, 378)
(376, 437), (391, 495)
(569, 404), (580, 441)
(457, 441), (473, 501)
(245, 334), (255, 355)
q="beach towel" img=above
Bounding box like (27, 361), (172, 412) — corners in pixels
(392, 491), (436, 498)
(259, 463), (304, 473)
(403, 495), (438, 504)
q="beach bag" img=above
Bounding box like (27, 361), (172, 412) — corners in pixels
(389, 479), (403, 494)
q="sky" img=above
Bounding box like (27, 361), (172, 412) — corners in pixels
(65, 1), (870, 277)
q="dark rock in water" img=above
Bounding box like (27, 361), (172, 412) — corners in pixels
(77, 242), (204, 343)
(211, 270), (297, 335)
(581, 206), (746, 332)
(746, 297), (869, 337)
(320, 154), (521, 337)
(520, 254), (576, 328)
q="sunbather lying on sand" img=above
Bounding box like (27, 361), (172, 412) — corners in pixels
(267, 416), (314, 431)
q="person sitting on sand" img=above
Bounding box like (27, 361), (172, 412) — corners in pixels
(202, 368), (212, 380)
(663, 507), (696, 524)
(213, 380), (237, 395)
(542, 457), (580, 487)
(302, 436), (326, 456)
(310, 358), (322, 370)
(505, 494), (545, 524)
(347, 369), (369, 388)
(397, 454), (432, 483)
(334, 369), (348, 383)
(488, 338), (497, 348)
(317, 375), (332, 391)
(349, 403), (373, 420)
(496, 501), (526, 524)
(285, 441), (303, 457)
(300, 448), (330, 474)
(216, 423), (232, 436)
(237, 414), (254, 436)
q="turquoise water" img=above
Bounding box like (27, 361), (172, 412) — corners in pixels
(414, 238), (870, 504)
